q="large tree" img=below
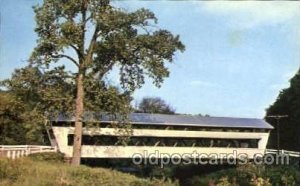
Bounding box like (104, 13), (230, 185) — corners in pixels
(265, 68), (300, 151)
(30, 0), (184, 165)
(1, 65), (132, 147)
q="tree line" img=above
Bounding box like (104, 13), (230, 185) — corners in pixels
(265, 68), (300, 151)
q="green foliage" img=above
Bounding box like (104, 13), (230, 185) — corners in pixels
(28, 152), (65, 163)
(187, 176), (211, 186)
(216, 176), (231, 186)
(2, 66), (132, 117)
(186, 164), (300, 186)
(2, 66), (74, 114)
(0, 158), (177, 186)
(0, 92), (46, 145)
(1, 66), (132, 145)
(250, 177), (271, 186)
(266, 68), (300, 151)
(30, 0), (184, 94)
(136, 97), (175, 114)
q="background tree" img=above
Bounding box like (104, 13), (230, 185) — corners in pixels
(265, 67), (300, 151)
(30, 0), (184, 165)
(0, 66), (69, 145)
(0, 91), (46, 145)
(136, 97), (175, 114)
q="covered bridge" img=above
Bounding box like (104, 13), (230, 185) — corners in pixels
(48, 113), (273, 159)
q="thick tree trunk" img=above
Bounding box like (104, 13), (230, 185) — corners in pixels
(71, 73), (84, 165)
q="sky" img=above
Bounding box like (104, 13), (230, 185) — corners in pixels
(0, 1), (299, 118)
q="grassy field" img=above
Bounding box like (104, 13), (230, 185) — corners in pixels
(1, 153), (299, 186)
(0, 156), (176, 186)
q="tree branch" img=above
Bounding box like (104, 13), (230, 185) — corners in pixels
(84, 24), (100, 67)
(51, 54), (79, 67)
(99, 61), (116, 78)
(70, 44), (82, 58)
(78, 0), (87, 68)
(84, 15), (92, 24)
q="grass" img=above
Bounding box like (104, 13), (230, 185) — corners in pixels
(1, 153), (299, 185)
(0, 157), (177, 186)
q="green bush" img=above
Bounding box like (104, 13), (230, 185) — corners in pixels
(28, 152), (65, 163)
(186, 164), (300, 186)
(187, 176), (211, 186)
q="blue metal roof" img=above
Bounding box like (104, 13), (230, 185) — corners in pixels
(51, 113), (273, 129)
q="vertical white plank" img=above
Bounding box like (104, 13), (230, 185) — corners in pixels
(7, 150), (11, 158)
(12, 150), (16, 159)
(17, 150), (20, 158)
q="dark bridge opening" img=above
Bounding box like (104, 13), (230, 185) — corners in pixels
(67, 134), (259, 148)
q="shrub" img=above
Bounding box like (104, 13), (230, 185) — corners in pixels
(250, 176), (271, 186)
(186, 176), (211, 186)
(28, 152), (65, 163)
(186, 164), (300, 186)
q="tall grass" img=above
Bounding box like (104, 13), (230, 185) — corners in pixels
(0, 157), (177, 186)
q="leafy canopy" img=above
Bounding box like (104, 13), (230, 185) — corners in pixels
(30, 0), (185, 92)
(2, 66), (132, 117)
(0, 91), (46, 145)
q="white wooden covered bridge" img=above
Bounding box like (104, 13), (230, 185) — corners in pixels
(48, 113), (274, 159)
(2, 113), (300, 160)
